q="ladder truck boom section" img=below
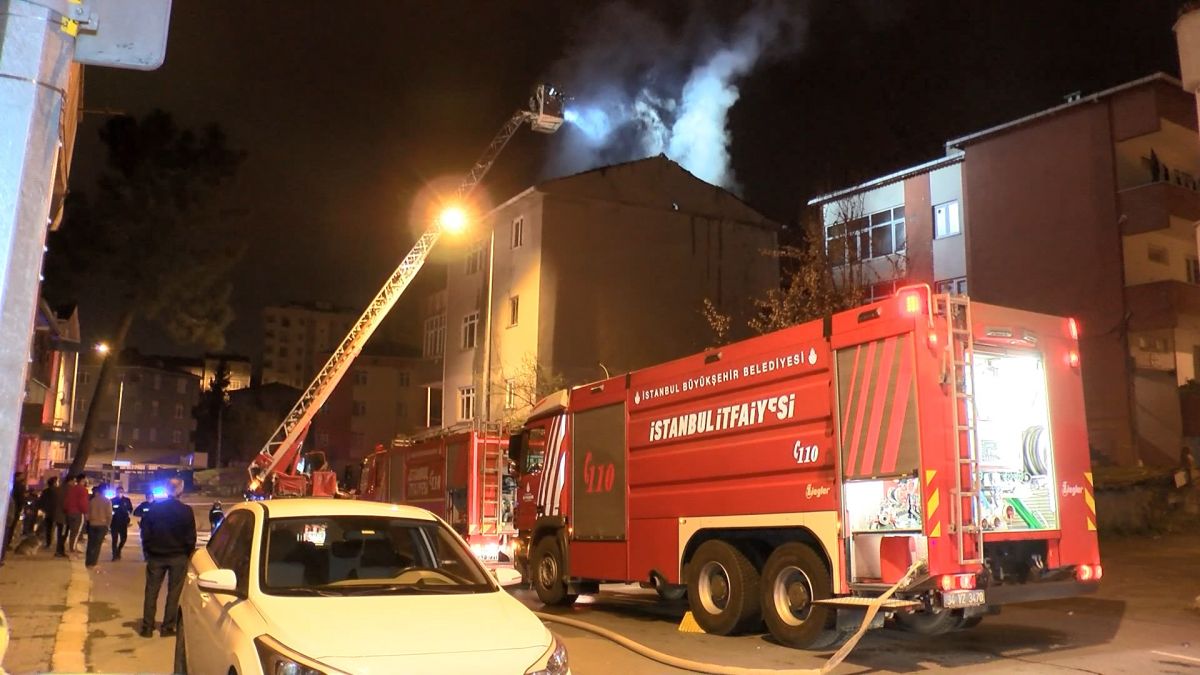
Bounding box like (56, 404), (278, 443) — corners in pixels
(248, 84), (565, 497)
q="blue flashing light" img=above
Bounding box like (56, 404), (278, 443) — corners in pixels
(103, 489), (116, 500)
(151, 485), (168, 499)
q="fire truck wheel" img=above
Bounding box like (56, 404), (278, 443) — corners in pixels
(958, 615), (983, 630)
(531, 537), (577, 606)
(687, 540), (761, 635)
(759, 543), (838, 649)
(894, 608), (963, 635)
(655, 584), (687, 601)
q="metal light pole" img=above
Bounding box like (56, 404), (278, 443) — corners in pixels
(111, 376), (124, 463)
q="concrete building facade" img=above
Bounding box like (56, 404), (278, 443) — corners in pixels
(75, 356), (201, 467)
(811, 73), (1199, 467)
(436, 155), (780, 427)
(261, 302), (358, 389)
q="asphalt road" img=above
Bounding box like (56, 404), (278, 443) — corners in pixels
(72, 521), (1200, 674)
(510, 583), (1200, 674)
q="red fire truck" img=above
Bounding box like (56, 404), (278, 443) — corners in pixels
(508, 286), (1101, 648)
(359, 426), (516, 564)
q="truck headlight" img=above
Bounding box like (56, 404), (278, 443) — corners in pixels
(524, 634), (568, 675)
(254, 635), (344, 675)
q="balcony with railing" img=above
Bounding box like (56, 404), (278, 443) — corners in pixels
(1117, 159), (1200, 237)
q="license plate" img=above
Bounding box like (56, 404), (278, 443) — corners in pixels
(942, 589), (985, 609)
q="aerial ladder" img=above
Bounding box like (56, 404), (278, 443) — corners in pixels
(247, 84), (566, 497)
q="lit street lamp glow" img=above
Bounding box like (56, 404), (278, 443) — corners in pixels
(95, 342), (110, 355)
(438, 205), (468, 234)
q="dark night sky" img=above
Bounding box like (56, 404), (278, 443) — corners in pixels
(68, 1), (1185, 359)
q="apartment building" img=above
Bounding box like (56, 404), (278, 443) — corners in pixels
(435, 154), (780, 427)
(75, 354), (201, 466)
(17, 301), (80, 480)
(810, 73), (1199, 467)
(261, 302), (358, 388)
(309, 347), (437, 473)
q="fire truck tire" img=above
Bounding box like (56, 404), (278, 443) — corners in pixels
(531, 537), (577, 606)
(655, 584), (687, 601)
(759, 543), (839, 649)
(686, 540), (761, 635)
(894, 608), (963, 635)
(958, 615), (983, 629)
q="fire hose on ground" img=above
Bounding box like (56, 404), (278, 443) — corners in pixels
(533, 559), (928, 675)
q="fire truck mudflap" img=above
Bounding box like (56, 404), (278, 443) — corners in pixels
(510, 286), (1102, 648)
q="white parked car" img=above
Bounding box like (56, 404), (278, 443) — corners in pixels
(177, 498), (568, 674)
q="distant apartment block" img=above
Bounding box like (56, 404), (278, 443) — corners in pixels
(261, 302), (358, 389)
(75, 353), (201, 466)
(434, 155), (780, 427)
(810, 73), (1199, 466)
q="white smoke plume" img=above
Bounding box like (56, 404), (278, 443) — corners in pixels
(547, 1), (806, 192)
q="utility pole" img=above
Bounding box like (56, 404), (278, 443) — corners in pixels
(0, 0), (171, 568)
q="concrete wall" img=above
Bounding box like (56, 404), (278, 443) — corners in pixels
(959, 102), (1134, 464)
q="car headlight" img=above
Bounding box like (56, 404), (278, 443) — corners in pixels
(254, 635), (345, 675)
(524, 634), (568, 675)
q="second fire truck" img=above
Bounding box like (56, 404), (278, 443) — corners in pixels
(508, 286), (1102, 649)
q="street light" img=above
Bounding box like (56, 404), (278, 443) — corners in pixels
(438, 204), (469, 235)
(95, 342), (124, 464)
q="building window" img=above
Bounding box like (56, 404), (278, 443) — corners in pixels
(177, 379), (187, 394)
(173, 403), (184, 420)
(131, 428), (140, 442)
(424, 315), (446, 358)
(281, 317), (291, 328)
(426, 387), (443, 428)
(1148, 244), (1169, 265)
(110, 424), (118, 440)
(149, 428), (157, 443)
(933, 201), (962, 239)
(461, 312), (478, 350)
(511, 216), (524, 248)
(153, 374), (161, 390)
(151, 400), (159, 417)
(458, 386), (475, 421)
(935, 277), (968, 296)
(465, 243), (485, 275)
(398, 371), (410, 387)
(80, 372), (91, 387)
(1137, 335), (1170, 353)
(172, 429), (183, 444)
(508, 295), (519, 327)
(396, 401), (407, 418)
(279, 346), (289, 357)
(825, 205), (905, 263)
(352, 401), (366, 416)
(866, 279), (902, 302)
(1187, 257), (1200, 284)
(354, 370), (368, 386)
(504, 379), (517, 410)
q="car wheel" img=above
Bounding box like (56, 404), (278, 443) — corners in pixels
(759, 543), (840, 649)
(686, 540), (761, 635)
(894, 608), (963, 635)
(172, 613), (187, 674)
(531, 536), (577, 606)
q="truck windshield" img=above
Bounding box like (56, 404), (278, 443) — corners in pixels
(260, 516), (494, 595)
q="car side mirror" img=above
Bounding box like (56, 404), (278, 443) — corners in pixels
(197, 568), (238, 594)
(492, 566), (524, 588)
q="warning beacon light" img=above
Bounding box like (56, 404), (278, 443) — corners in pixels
(528, 83), (566, 134)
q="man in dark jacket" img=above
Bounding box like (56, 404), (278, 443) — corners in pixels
(110, 487), (133, 561)
(140, 478), (195, 638)
(3, 472), (27, 560)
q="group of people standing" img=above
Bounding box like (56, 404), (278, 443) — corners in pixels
(4, 473), (138, 567)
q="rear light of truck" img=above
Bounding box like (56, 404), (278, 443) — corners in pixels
(901, 292), (922, 316)
(1076, 564), (1103, 582)
(1068, 350), (1080, 369)
(1068, 317), (1080, 341)
(938, 573), (976, 591)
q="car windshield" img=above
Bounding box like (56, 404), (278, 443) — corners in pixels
(261, 515), (494, 596)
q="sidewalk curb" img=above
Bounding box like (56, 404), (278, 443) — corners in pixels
(51, 557), (90, 673)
